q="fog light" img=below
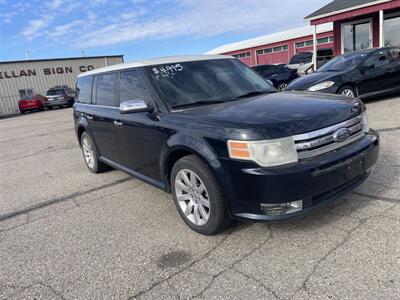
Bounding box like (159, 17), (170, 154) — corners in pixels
(261, 200), (303, 216)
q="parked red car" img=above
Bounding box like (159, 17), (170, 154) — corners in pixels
(18, 94), (47, 114)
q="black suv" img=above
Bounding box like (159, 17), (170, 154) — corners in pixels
(252, 64), (299, 91)
(73, 55), (379, 235)
(287, 47), (400, 98)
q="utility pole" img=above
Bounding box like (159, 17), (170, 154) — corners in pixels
(25, 50), (30, 60)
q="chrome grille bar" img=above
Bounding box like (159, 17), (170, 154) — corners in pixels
(293, 115), (366, 159)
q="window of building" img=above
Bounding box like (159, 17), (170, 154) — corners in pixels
(343, 20), (371, 52)
(295, 41), (305, 48)
(76, 76), (93, 104)
(18, 88), (33, 98)
(119, 70), (150, 103)
(95, 73), (117, 106)
(317, 37), (329, 44)
(256, 50), (263, 55)
(305, 40), (313, 46)
(384, 14), (400, 47)
(264, 48), (272, 54)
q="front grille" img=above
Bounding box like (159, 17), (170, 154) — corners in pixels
(293, 115), (366, 159)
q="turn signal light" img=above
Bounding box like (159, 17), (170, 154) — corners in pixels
(228, 141), (251, 159)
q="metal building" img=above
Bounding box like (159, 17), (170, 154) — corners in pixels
(0, 55), (123, 116)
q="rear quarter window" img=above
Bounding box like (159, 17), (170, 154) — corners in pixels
(76, 76), (93, 104)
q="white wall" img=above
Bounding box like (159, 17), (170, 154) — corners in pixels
(0, 56), (123, 115)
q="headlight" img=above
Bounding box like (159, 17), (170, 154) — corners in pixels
(362, 112), (369, 133)
(227, 137), (298, 167)
(308, 81), (335, 92)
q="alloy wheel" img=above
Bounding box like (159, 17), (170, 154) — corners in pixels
(278, 83), (288, 91)
(340, 88), (355, 97)
(175, 169), (210, 226)
(82, 137), (95, 169)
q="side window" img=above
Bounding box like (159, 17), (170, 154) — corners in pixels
(390, 48), (400, 61)
(363, 50), (390, 68)
(76, 76), (92, 104)
(119, 69), (150, 103)
(95, 73), (117, 106)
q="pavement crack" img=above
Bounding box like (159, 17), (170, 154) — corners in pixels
(293, 203), (397, 298)
(190, 224), (275, 299)
(351, 191), (399, 204)
(0, 177), (132, 223)
(376, 126), (400, 133)
(129, 225), (236, 299)
(39, 282), (66, 300)
(231, 267), (281, 300)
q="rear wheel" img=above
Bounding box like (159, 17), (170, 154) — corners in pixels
(277, 81), (288, 91)
(80, 132), (110, 173)
(338, 86), (356, 98)
(171, 155), (231, 235)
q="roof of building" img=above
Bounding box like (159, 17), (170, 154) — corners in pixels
(77, 55), (232, 78)
(305, 0), (391, 20)
(0, 55), (124, 65)
(205, 23), (333, 55)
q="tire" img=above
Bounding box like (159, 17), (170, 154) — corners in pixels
(277, 81), (288, 91)
(47, 106), (53, 110)
(171, 155), (231, 235)
(80, 132), (110, 173)
(20, 110), (26, 114)
(338, 85), (357, 98)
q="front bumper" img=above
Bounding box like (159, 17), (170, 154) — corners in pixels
(217, 130), (379, 221)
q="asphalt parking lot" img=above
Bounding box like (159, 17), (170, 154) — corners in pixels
(0, 95), (399, 299)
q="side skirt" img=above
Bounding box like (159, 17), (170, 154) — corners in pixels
(99, 156), (166, 191)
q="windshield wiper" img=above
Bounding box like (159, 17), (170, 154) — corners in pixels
(234, 90), (272, 99)
(171, 99), (228, 109)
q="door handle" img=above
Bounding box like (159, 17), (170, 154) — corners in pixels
(113, 120), (123, 127)
(86, 114), (93, 120)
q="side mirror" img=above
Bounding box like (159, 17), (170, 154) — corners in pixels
(119, 99), (153, 114)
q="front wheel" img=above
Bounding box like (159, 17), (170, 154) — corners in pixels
(277, 81), (288, 91)
(338, 86), (356, 98)
(171, 155), (231, 235)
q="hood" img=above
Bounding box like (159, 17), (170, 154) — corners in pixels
(177, 92), (362, 139)
(287, 71), (343, 91)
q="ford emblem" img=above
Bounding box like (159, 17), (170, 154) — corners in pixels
(333, 128), (350, 142)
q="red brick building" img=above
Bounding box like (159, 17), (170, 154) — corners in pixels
(307, 0), (400, 56)
(207, 0), (400, 68)
(206, 24), (334, 66)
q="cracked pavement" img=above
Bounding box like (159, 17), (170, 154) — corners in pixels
(0, 95), (399, 299)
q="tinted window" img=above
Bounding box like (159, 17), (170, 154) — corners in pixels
(47, 89), (65, 96)
(363, 49), (390, 68)
(76, 76), (92, 104)
(318, 51), (368, 72)
(119, 70), (150, 103)
(390, 48), (400, 61)
(95, 73), (116, 106)
(289, 53), (312, 64)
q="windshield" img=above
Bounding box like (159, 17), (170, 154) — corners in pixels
(289, 53), (312, 64)
(47, 89), (64, 96)
(318, 52), (368, 72)
(147, 59), (275, 108)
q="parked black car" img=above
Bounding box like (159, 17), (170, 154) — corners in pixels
(287, 47), (400, 98)
(252, 64), (299, 91)
(73, 55), (379, 235)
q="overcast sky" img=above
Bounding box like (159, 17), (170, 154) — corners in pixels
(0, 0), (330, 62)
